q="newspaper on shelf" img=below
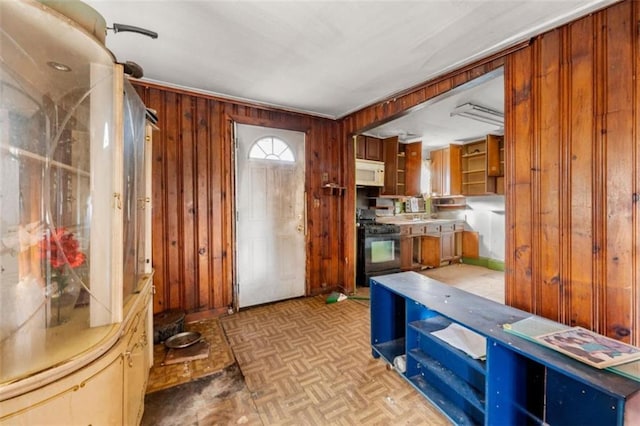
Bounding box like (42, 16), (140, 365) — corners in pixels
(431, 323), (486, 360)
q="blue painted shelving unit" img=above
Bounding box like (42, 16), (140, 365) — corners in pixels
(370, 272), (640, 425)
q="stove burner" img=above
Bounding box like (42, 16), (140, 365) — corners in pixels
(361, 222), (400, 235)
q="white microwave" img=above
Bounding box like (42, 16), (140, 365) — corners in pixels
(356, 159), (385, 187)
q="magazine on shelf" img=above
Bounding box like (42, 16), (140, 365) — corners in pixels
(534, 327), (640, 369)
(503, 317), (640, 369)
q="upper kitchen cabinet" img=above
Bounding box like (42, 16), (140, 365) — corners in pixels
(461, 134), (503, 196)
(430, 145), (462, 196)
(382, 136), (399, 195)
(487, 133), (505, 194)
(355, 135), (384, 161)
(382, 136), (422, 196)
(404, 142), (422, 196)
(486, 134), (504, 177)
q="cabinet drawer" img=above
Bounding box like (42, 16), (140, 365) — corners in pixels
(400, 225), (411, 236)
(425, 224), (440, 235)
(440, 223), (455, 233)
(454, 223), (464, 231)
(411, 224), (425, 236)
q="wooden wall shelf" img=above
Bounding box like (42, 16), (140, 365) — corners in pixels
(461, 135), (504, 196)
(461, 151), (486, 158)
(431, 195), (467, 210)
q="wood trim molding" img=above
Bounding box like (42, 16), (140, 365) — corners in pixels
(341, 40), (530, 135)
(131, 78), (325, 120)
(225, 112), (311, 133)
(375, 40), (530, 110)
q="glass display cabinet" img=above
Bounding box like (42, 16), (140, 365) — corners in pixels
(0, 1), (153, 423)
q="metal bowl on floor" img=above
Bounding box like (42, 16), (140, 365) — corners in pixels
(164, 331), (202, 349)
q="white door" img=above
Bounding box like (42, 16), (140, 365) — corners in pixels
(235, 123), (306, 308)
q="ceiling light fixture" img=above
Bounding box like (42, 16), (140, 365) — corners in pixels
(450, 103), (504, 127)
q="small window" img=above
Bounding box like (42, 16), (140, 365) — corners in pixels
(248, 137), (294, 162)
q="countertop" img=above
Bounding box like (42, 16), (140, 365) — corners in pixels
(376, 216), (463, 226)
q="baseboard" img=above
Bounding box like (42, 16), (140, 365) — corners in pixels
(185, 306), (230, 322)
(462, 256), (505, 272)
(487, 258), (505, 271)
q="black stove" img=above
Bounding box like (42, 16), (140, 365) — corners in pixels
(357, 209), (400, 233)
(356, 211), (401, 286)
(360, 222), (401, 235)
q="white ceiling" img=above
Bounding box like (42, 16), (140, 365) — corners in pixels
(365, 68), (505, 151)
(85, 0), (617, 121)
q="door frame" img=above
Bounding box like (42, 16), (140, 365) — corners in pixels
(229, 117), (309, 312)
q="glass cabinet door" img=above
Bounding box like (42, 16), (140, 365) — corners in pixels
(122, 79), (147, 300)
(0, 0), (148, 386)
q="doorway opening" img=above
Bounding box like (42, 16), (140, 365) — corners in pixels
(234, 124), (306, 309)
(356, 68), (506, 302)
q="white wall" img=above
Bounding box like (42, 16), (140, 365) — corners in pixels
(436, 195), (505, 261)
(465, 195), (505, 261)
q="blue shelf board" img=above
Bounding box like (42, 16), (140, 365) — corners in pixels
(409, 316), (486, 377)
(408, 374), (483, 426)
(408, 348), (485, 414)
(372, 338), (405, 363)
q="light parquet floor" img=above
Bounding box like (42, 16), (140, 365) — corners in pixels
(142, 264), (504, 425)
(220, 294), (450, 426)
(421, 263), (505, 304)
(146, 319), (236, 393)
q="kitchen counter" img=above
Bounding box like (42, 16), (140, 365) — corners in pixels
(374, 216), (479, 269)
(376, 216), (463, 226)
(374, 216), (467, 270)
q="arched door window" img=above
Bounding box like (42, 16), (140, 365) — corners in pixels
(248, 136), (295, 162)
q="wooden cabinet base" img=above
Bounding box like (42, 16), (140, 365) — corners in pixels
(462, 231), (480, 259)
(421, 235), (440, 267)
(400, 237), (413, 270)
(421, 233), (462, 268)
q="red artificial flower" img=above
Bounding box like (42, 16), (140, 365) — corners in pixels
(40, 228), (86, 270)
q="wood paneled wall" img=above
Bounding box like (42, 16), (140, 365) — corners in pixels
(342, 0), (640, 342)
(133, 83), (345, 317)
(505, 0), (640, 343)
(134, 0), (640, 344)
